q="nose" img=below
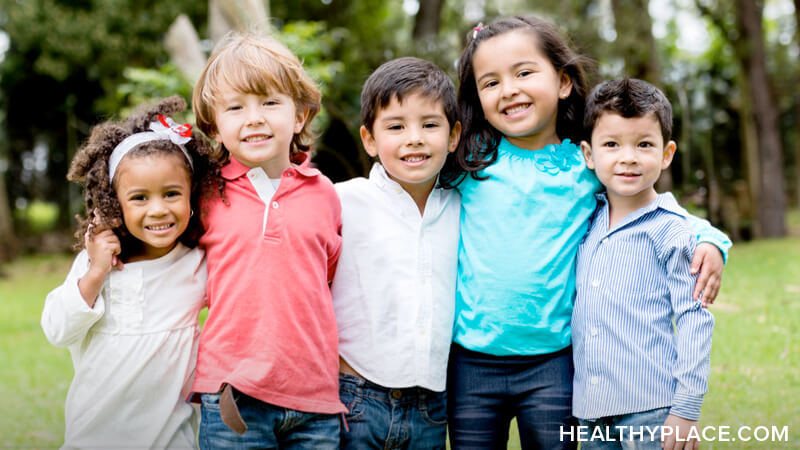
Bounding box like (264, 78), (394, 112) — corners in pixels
(245, 106), (265, 126)
(620, 146), (638, 164)
(148, 198), (169, 217)
(501, 78), (519, 98)
(406, 126), (424, 146)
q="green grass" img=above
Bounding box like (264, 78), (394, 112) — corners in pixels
(2, 236), (799, 448)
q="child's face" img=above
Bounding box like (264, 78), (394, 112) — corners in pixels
(360, 92), (460, 196)
(212, 83), (309, 177)
(115, 153), (192, 261)
(472, 30), (572, 150)
(581, 112), (676, 206)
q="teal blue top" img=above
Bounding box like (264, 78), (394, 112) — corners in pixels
(453, 137), (730, 356)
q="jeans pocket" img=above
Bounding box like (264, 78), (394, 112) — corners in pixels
(420, 393), (448, 426)
(339, 387), (366, 423)
(201, 393), (221, 410)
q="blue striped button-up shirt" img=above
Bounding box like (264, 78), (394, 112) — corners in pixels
(572, 192), (714, 421)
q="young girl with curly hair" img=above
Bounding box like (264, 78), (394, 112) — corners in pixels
(42, 96), (217, 449)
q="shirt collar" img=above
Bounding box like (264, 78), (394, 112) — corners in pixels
(221, 152), (320, 180)
(596, 191), (688, 222)
(368, 162), (445, 196)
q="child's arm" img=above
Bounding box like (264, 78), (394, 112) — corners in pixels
(662, 232), (714, 449)
(662, 414), (700, 450)
(41, 250), (107, 347)
(41, 226), (121, 347)
(686, 215), (732, 305)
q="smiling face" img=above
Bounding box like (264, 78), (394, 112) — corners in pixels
(582, 112), (676, 210)
(115, 153), (192, 261)
(472, 30), (572, 150)
(360, 92), (460, 202)
(212, 83), (309, 177)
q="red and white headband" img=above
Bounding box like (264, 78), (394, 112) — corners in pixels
(108, 115), (194, 181)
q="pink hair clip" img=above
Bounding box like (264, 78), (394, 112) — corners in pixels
(472, 22), (484, 39)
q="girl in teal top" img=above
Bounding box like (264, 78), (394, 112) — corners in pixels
(439, 16), (730, 449)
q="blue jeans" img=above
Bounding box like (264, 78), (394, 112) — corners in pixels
(339, 373), (447, 450)
(199, 389), (340, 449)
(577, 407), (671, 450)
(447, 343), (577, 450)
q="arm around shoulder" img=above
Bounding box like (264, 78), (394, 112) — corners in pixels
(41, 251), (106, 347)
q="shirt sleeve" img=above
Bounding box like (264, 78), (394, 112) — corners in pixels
(661, 233), (715, 421)
(41, 250), (106, 348)
(686, 215), (732, 264)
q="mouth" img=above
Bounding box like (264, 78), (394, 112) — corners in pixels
(616, 172), (641, 178)
(242, 134), (272, 143)
(401, 154), (431, 164)
(145, 223), (175, 232)
(502, 103), (531, 116)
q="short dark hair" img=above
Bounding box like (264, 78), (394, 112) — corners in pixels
(584, 78), (673, 142)
(360, 57), (458, 132)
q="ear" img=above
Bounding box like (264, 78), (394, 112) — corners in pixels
(360, 125), (379, 158)
(661, 140), (677, 169)
(581, 140), (595, 170)
(558, 72), (573, 99)
(447, 121), (462, 153)
(293, 108), (310, 134)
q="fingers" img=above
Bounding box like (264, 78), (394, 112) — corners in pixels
(693, 261), (710, 301)
(689, 250), (702, 275)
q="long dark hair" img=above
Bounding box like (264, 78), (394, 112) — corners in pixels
(440, 15), (590, 188)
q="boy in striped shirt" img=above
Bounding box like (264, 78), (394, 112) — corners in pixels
(573, 78), (716, 450)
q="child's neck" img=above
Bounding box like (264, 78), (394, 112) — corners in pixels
(506, 129), (561, 151)
(606, 188), (658, 229)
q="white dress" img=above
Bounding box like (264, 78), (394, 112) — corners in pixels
(42, 243), (207, 449)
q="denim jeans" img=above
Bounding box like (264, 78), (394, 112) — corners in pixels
(447, 343), (577, 450)
(577, 407), (671, 450)
(339, 373), (447, 450)
(199, 389), (340, 449)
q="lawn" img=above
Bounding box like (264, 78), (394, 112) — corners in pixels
(1, 235), (799, 448)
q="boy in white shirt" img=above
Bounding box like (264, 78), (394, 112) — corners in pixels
(331, 56), (461, 449)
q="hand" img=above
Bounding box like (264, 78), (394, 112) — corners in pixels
(85, 224), (123, 276)
(690, 242), (723, 306)
(661, 414), (699, 450)
(78, 216), (123, 307)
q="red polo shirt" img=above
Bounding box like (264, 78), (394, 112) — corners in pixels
(193, 153), (345, 414)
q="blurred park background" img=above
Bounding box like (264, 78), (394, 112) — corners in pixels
(0, 0), (799, 448)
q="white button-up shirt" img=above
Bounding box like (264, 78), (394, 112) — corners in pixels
(331, 163), (460, 391)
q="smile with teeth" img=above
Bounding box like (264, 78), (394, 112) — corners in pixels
(402, 155), (430, 162)
(146, 224), (174, 231)
(243, 135), (271, 142)
(503, 104), (530, 115)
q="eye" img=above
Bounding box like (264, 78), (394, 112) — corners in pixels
(602, 141), (618, 148)
(480, 79), (498, 90)
(638, 141), (654, 149)
(226, 104), (242, 112)
(164, 190), (183, 198)
(129, 194), (146, 202)
(264, 98), (280, 106)
(387, 124), (403, 131)
(517, 69), (533, 78)
(423, 121), (440, 129)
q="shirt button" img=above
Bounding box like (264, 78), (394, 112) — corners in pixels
(272, 201), (279, 209)
(601, 237), (609, 244)
(591, 280), (600, 287)
(286, 170), (294, 176)
(591, 376), (599, 385)
(591, 328), (598, 336)
(391, 390), (402, 399)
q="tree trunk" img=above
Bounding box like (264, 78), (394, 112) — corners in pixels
(736, 0), (786, 237)
(737, 71), (761, 237)
(210, 0), (271, 43)
(412, 0), (444, 41)
(793, 0), (800, 208)
(0, 169), (15, 263)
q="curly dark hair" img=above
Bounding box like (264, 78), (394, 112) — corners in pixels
(439, 15), (591, 188)
(67, 96), (221, 261)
